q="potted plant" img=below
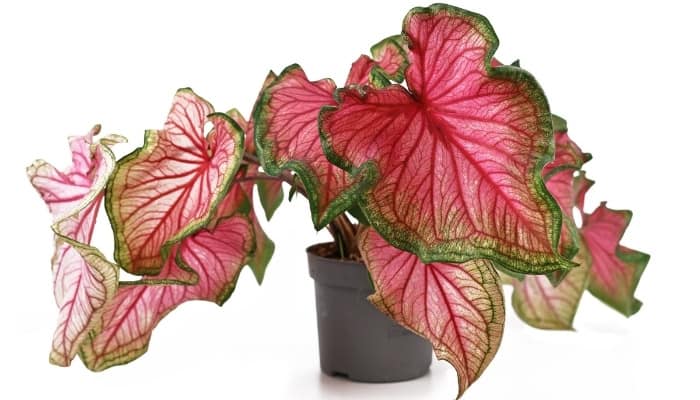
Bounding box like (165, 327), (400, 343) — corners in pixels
(26, 3), (648, 398)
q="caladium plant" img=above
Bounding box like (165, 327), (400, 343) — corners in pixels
(27, 3), (648, 398)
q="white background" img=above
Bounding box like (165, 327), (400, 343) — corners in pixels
(1, 1), (697, 399)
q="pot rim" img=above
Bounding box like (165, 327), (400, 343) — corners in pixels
(306, 242), (364, 266)
(307, 242), (373, 290)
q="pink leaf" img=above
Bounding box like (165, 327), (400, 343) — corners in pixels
(345, 55), (377, 87)
(28, 125), (105, 220)
(580, 203), (649, 316)
(545, 169), (579, 259)
(27, 126), (124, 366)
(254, 65), (374, 228)
(345, 35), (408, 86)
(359, 228), (504, 398)
(107, 88), (244, 275)
(543, 129), (591, 179)
(536, 126), (591, 283)
(321, 5), (571, 274)
(510, 245), (591, 330)
(80, 215), (254, 371)
(540, 125), (588, 279)
(573, 171), (595, 212)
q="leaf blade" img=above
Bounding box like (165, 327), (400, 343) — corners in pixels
(27, 126), (122, 366)
(580, 203), (649, 316)
(510, 244), (591, 330)
(321, 5), (571, 274)
(257, 179), (284, 220)
(106, 89), (244, 275)
(80, 215), (254, 371)
(360, 228), (504, 398)
(254, 65), (375, 228)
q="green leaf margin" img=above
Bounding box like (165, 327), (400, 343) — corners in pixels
(105, 88), (245, 276)
(78, 212), (255, 371)
(369, 34), (409, 83)
(253, 64), (378, 230)
(319, 4), (573, 275)
(585, 205), (649, 317)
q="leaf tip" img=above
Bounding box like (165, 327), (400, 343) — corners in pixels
(49, 352), (71, 367)
(90, 124), (102, 136)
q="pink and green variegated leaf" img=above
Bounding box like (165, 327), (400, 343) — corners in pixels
(543, 120), (591, 179)
(345, 35), (408, 86)
(345, 55), (377, 87)
(359, 228), (504, 398)
(580, 203), (649, 316)
(510, 243), (591, 330)
(542, 127), (590, 279)
(573, 171), (595, 212)
(321, 5), (572, 274)
(546, 170), (577, 220)
(51, 239), (119, 366)
(27, 125), (112, 221)
(27, 126), (124, 366)
(80, 215), (254, 371)
(545, 169), (578, 260)
(370, 35), (408, 82)
(254, 65), (375, 229)
(107, 88), (244, 275)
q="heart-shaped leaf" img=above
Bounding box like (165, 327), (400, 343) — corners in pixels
(359, 228), (504, 398)
(80, 215), (254, 371)
(580, 203), (649, 316)
(254, 65), (375, 228)
(107, 88), (244, 275)
(321, 5), (572, 274)
(27, 126), (124, 366)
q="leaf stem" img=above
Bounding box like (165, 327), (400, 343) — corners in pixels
(241, 152), (357, 258)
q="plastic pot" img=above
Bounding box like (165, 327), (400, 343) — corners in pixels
(307, 243), (432, 382)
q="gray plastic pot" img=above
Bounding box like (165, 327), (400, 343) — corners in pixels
(307, 243), (432, 382)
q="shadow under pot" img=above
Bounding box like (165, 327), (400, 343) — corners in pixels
(307, 243), (432, 383)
